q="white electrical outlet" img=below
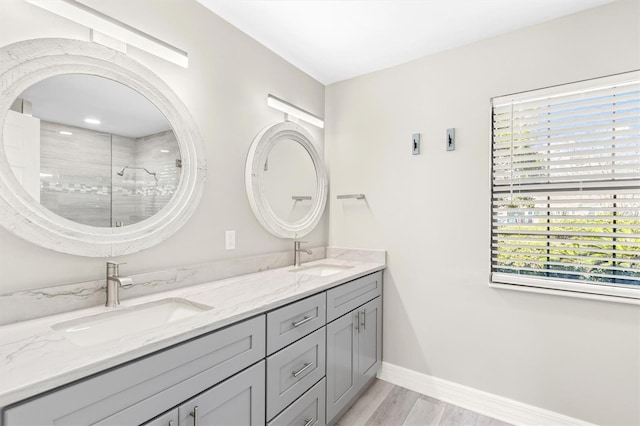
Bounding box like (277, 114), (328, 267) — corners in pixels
(225, 230), (236, 250)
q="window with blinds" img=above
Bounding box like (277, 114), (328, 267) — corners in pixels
(491, 71), (640, 300)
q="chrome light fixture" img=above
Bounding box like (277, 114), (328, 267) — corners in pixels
(25, 0), (189, 68)
(267, 94), (324, 128)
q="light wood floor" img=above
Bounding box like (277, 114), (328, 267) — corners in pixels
(334, 380), (513, 426)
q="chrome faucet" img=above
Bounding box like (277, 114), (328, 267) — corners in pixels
(105, 262), (133, 307)
(294, 241), (312, 267)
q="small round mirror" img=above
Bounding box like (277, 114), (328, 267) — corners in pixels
(245, 121), (327, 239)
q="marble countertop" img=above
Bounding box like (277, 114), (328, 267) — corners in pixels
(0, 256), (385, 408)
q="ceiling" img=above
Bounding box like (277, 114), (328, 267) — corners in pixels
(197, 0), (615, 85)
(21, 74), (171, 139)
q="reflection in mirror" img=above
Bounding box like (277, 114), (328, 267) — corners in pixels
(262, 138), (317, 223)
(246, 121), (327, 239)
(3, 74), (181, 227)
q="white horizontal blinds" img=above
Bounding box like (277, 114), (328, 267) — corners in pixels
(491, 71), (640, 290)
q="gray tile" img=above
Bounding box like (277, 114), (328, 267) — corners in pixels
(365, 386), (420, 426)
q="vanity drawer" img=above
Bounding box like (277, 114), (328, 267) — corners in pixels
(327, 271), (382, 322)
(268, 378), (326, 426)
(3, 315), (265, 426)
(266, 327), (326, 420)
(267, 292), (326, 355)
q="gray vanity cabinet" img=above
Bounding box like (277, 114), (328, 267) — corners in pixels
(2, 269), (384, 426)
(326, 296), (382, 424)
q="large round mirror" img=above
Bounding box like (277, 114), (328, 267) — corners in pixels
(4, 73), (181, 227)
(245, 121), (327, 239)
(0, 38), (206, 257)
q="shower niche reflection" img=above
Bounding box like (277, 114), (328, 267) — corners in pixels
(4, 74), (181, 227)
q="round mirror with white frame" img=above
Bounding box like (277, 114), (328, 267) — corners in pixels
(6, 73), (182, 228)
(245, 121), (328, 239)
(0, 38), (206, 257)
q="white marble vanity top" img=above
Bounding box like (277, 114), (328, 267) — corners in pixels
(0, 255), (385, 408)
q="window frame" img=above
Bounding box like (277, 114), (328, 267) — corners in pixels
(489, 71), (640, 305)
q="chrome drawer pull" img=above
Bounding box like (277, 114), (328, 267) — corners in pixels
(292, 316), (314, 327)
(360, 308), (366, 330)
(190, 406), (199, 426)
(303, 418), (317, 426)
(292, 362), (313, 377)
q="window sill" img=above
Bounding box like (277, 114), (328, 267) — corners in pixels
(490, 276), (640, 305)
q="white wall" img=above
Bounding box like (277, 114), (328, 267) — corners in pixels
(0, 0), (326, 293)
(326, 1), (640, 425)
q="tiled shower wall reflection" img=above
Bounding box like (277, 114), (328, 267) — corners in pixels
(40, 121), (180, 227)
(40, 122), (111, 226)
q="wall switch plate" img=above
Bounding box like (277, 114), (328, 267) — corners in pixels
(446, 128), (455, 151)
(412, 133), (420, 155)
(225, 230), (235, 250)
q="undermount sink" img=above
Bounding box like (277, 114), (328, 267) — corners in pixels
(290, 263), (354, 277)
(52, 298), (212, 347)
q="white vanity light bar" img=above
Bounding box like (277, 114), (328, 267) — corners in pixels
(267, 94), (324, 128)
(25, 0), (189, 68)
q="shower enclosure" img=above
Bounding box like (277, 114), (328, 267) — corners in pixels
(39, 121), (180, 227)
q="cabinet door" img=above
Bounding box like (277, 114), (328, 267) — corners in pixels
(358, 297), (382, 384)
(178, 361), (265, 426)
(142, 409), (179, 426)
(326, 311), (359, 423)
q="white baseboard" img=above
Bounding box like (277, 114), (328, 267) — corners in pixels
(377, 362), (597, 426)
